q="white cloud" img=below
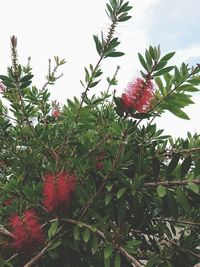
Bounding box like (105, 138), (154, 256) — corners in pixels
(174, 45), (200, 65)
(0, 0), (200, 138)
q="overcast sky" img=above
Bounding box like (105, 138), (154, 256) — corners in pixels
(0, 0), (200, 138)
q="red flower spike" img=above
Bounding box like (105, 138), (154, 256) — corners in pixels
(9, 209), (44, 251)
(0, 82), (6, 93)
(95, 152), (105, 170)
(122, 78), (154, 113)
(43, 172), (77, 213)
(52, 110), (60, 118)
(4, 198), (13, 206)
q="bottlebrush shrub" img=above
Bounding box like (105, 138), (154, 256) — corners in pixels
(0, 0), (200, 267)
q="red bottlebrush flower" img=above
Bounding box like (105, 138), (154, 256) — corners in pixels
(122, 78), (154, 113)
(95, 152), (105, 170)
(9, 209), (44, 251)
(43, 172), (77, 213)
(4, 198), (13, 206)
(52, 109), (60, 118)
(0, 82), (6, 93)
(52, 100), (60, 118)
(95, 161), (104, 170)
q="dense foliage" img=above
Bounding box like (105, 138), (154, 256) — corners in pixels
(0, 0), (200, 266)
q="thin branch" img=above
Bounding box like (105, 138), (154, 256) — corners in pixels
(153, 217), (200, 227)
(75, 19), (117, 122)
(144, 179), (200, 188)
(7, 253), (18, 262)
(64, 218), (143, 267)
(0, 112), (18, 122)
(158, 147), (200, 158)
(23, 241), (52, 267)
(162, 237), (200, 259)
(0, 225), (15, 239)
(116, 245), (143, 267)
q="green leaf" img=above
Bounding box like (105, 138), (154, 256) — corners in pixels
(154, 66), (174, 76)
(89, 80), (101, 88)
(105, 52), (125, 57)
(105, 192), (113, 205)
(74, 226), (80, 240)
(180, 155), (192, 178)
(126, 240), (142, 248)
(0, 75), (13, 82)
(48, 220), (59, 239)
(93, 35), (102, 56)
(166, 153), (180, 178)
(106, 3), (113, 15)
(166, 105), (190, 120)
(154, 60), (168, 71)
(138, 53), (149, 72)
(104, 244), (113, 259)
(116, 188), (127, 199)
(187, 182), (199, 194)
(167, 191), (178, 218)
(48, 240), (61, 251)
(104, 257), (111, 267)
(20, 74), (34, 83)
(91, 235), (98, 254)
(118, 15), (132, 22)
(132, 112), (152, 119)
(155, 77), (165, 95)
(83, 228), (90, 243)
(153, 157), (160, 180)
(157, 185), (167, 197)
(176, 187), (190, 212)
(145, 49), (153, 66)
(146, 256), (159, 267)
(159, 52), (175, 62)
(106, 185), (113, 192)
(20, 80), (32, 89)
(177, 84), (199, 92)
(149, 45), (156, 60)
(114, 253), (121, 267)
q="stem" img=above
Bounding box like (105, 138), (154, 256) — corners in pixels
(75, 57), (103, 121)
(0, 225), (16, 239)
(153, 217), (200, 227)
(157, 147), (200, 158)
(23, 242), (52, 267)
(76, 20), (117, 122)
(144, 179), (200, 188)
(161, 237), (200, 259)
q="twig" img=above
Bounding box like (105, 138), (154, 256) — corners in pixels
(0, 225), (15, 239)
(153, 217), (200, 227)
(7, 253), (18, 262)
(23, 241), (52, 267)
(116, 245), (143, 267)
(158, 147), (200, 158)
(64, 218), (143, 267)
(75, 19), (117, 122)
(162, 237), (200, 259)
(144, 179), (200, 188)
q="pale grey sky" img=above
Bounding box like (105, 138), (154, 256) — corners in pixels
(0, 0), (200, 138)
